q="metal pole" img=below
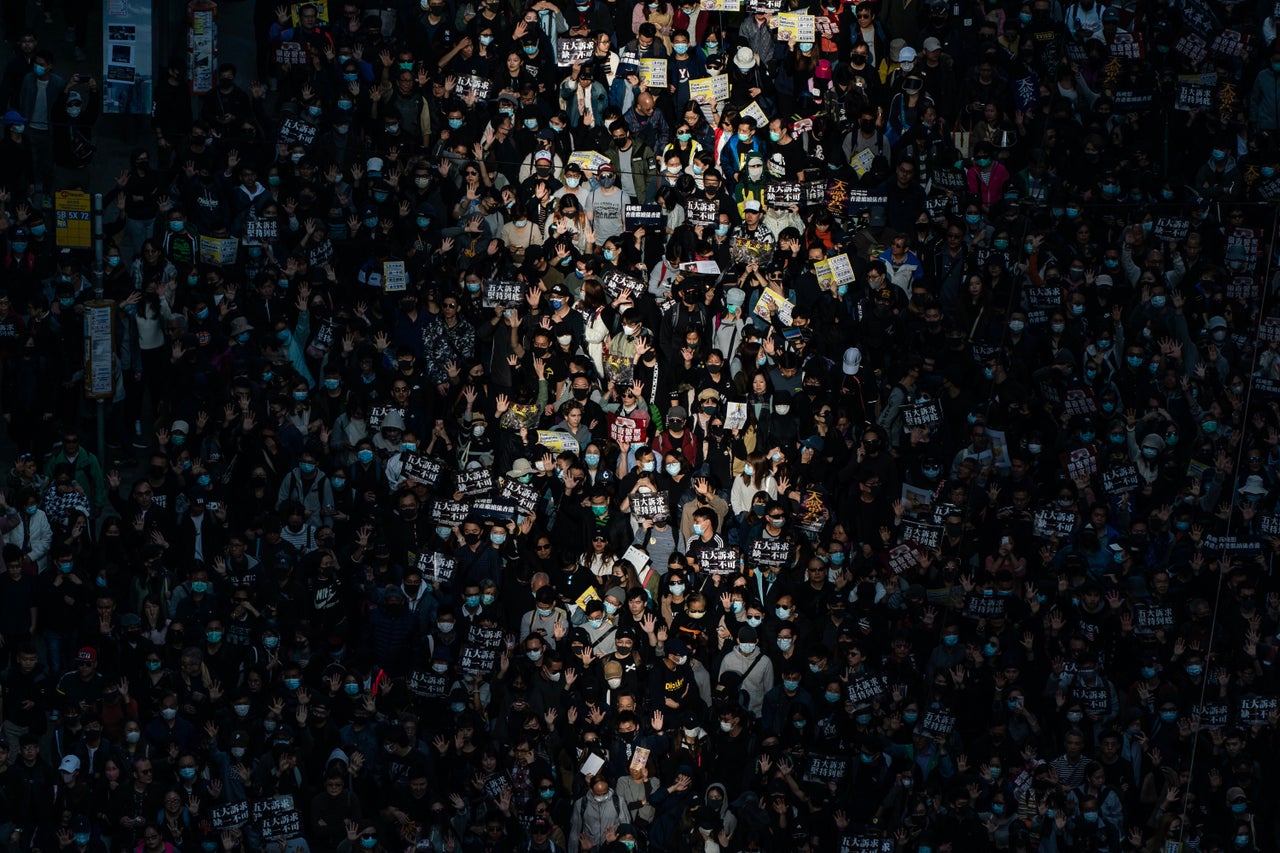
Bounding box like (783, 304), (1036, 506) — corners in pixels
(92, 193), (106, 458)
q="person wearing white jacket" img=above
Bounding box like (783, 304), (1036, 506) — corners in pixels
(1, 489), (52, 572)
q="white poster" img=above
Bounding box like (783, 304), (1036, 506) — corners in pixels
(103, 0), (154, 115)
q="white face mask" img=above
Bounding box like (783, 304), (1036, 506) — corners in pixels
(607, 677), (622, 688)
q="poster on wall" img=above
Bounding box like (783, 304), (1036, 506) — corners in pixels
(103, 0), (154, 114)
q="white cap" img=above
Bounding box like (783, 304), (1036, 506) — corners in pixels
(899, 47), (917, 63)
(59, 755), (81, 773)
(843, 347), (863, 376)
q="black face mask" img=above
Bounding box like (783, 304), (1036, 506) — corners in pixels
(572, 387), (590, 400)
(464, 532), (481, 544)
(150, 465), (166, 477)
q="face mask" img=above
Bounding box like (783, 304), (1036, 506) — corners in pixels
(126, 729), (142, 743)
(943, 634), (959, 647)
(161, 708), (178, 721)
(361, 838), (377, 850)
(592, 505), (608, 517)
(179, 766), (197, 780)
(965, 213), (981, 225)
(191, 581), (209, 594)
(744, 616), (762, 628)
(776, 607), (791, 620)
(669, 583), (686, 595)
(207, 631), (223, 644)
(739, 642), (757, 654)
(1185, 664), (1203, 676)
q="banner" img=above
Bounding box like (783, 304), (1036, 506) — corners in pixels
(103, 0), (155, 114)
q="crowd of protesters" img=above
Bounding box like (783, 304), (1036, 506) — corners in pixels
(1, 0), (1280, 852)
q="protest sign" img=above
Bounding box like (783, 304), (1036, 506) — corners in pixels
(483, 280), (526, 306)
(748, 538), (790, 567)
(631, 491), (669, 519)
(609, 414), (647, 445)
(498, 478), (540, 515)
(416, 552), (457, 587)
(699, 548), (739, 575)
(458, 625), (505, 674)
(400, 452), (442, 487)
(456, 468), (494, 497)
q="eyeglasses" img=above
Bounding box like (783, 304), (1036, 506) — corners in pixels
(536, 543), (553, 550)
(443, 302), (459, 309)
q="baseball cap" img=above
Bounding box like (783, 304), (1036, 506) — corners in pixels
(743, 199), (762, 212)
(534, 150), (552, 162)
(77, 647), (97, 664)
(923, 37), (942, 51)
(59, 755), (81, 773)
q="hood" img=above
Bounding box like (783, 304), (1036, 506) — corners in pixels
(705, 782), (729, 815)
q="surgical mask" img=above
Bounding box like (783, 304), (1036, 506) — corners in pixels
(234, 704), (251, 717)
(490, 532), (507, 546)
(357, 449), (374, 464)
(775, 607), (790, 620)
(191, 581), (209, 594)
(738, 131), (751, 142)
(161, 708), (178, 721)
(179, 766), (197, 780)
(943, 634), (958, 646)
(592, 505), (608, 517)
(264, 636), (280, 649)
(1185, 664), (1203, 676)
(284, 678), (302, 690)
(746, 616), (762, 627)
(669, 583), (686, 594)
(965, 213), (981, 225)
(401, 442), (417, 452)
(739, 642), (757, 654)
(674, 43), (690, 54)
(361, 838), (377, 850)
(207, 631), (223, 644)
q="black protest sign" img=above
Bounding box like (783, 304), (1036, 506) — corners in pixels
(631, 491), (669, 519)
(846, 674), (888, 704)
(416, 552), (457, 587)
(308, 239), (334, 266)
(406, 669), (450, 698)
(686, 198), (718, 226)
(1063, 388), (1097, 416)
(400, 452), (443, 487)
(802, 754), (850, 784)
(1192, 701), (1229, 729)
(801, 179), (828, 205)
(840, 836), (893, 853)
(557, 37), (594, 65)
(1027, 286), (1062, 309)
(1102, 465), (1139, 495)
(1061, 446), (1097, 479)
(623, 203), (664, 229)
(458, 624), (505, 674)
(748, 538), (790, 567)
(457, 468), (494, 497)
(433, 498), (469, 525)
(1210, 28), (1251, 59)
(211, 802), (250, 830)
(470, 498), (519, 521)
(932, 168), (966, 191)
(904, 399), (943, 428)
(1175, 75), (1215, 110)
(1257, 317), (1280, 343)
(1261, 515), (1280, 536)
(1112, 89), (1155, 111)
(246, 217), (278, 241)
(483, 280), (526, 307)
(252, 797), (302, 839)
(922, 709), (956, 736)
(484, 771), (512, 800)
(901, 520), (942, 550)
(1174, 31), (1207, 63)
(278, 118), (317, 146)
(1203, 535), (1261, 556)
(888, 543), (920, 575)
(1034, 509), (1077, 538)
(602, 269), (644, 299)
(764, 182), (802, 207)
(1238, 697), (1277, 726)
(793, 489), (830, 535)
(699, 547), (739, 575)
(368, 405), (405, 429)
(1134, 604), (1175, 632)
(1153, 217), (1191, 241)
(964, 593), (1006, 618)
(498, 478), (540, 515)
